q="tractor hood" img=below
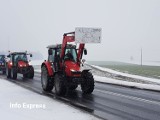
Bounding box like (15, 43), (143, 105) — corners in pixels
(64, 61), (81, 77)
(18, 61), (29, 67)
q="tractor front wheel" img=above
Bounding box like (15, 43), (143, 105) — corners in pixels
(81, 72), (94, 94)
(6, 66), (11, 78)
(28, 66), (34, 79)
(55, 74), (66, 96)
(41, 66), (53, 92)
(11, 67), (17, 80)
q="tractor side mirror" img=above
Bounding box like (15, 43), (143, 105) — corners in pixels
(48, 49), (53, 55)
(84, 49), (87, 55)
(30, 54), (32, 57)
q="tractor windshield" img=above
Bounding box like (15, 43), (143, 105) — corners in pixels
(14, 54), (28, 62)
(64, 48), (77, 62)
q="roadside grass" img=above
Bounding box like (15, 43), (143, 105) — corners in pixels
(88, 61), (160, 79)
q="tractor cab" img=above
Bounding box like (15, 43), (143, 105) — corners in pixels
(47, 44), (78, 72)
(6, 52), (34, 79)
(9, 52), (29, 67)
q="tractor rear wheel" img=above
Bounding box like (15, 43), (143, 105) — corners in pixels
(11, 67), (17, 80)
(81, 72), (94, 94)
(6, 67), (11, 78)
(41, 66), (53, 92)
(55, 74), (66, 96)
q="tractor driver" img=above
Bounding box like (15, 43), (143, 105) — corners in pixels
(21, 54), (27, 61)
(14, 55), (21, 65)
(65, 50), (74, 61)
(16, 55), (21, 62)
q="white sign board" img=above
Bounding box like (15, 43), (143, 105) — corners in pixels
(75, 27), (102, 43)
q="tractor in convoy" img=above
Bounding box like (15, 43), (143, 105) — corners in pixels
(0, 55), (6, 74)
(6, 52), (34, 79)
(41, 27), (101, 95)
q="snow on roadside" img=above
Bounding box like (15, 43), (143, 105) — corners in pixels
(90, 64), (160, 85)
(0, 79), (99, 120)
(94, 75), (160, 91)
(30, 60), (43, 66)
(35, 69), (41, 73)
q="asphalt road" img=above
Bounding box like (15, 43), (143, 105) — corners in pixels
(1, 72), (160, 120)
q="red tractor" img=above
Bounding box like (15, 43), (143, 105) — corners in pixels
(41, 29), (100, 95)
(6, 52), (34, 79)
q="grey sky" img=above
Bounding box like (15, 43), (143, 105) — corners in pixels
(0, 0), (160, 62)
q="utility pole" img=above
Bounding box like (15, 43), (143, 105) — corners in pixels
(141, 48), (142, 66)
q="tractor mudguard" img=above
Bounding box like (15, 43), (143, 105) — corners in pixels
(81, 69), (91, 74)
(82, 69), (90, 72)
(41, 61), (54, 76)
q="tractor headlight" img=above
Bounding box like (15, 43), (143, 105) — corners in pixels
(70, 69), (76, 72)
(70, 69), (81, 76)
(20, 64), (22, 67)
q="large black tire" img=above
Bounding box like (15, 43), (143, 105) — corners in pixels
(28, 66), (34, 79)
(69, 85), (78, 90)
(41, 66), (53, 92)
(11, 67), (17, 80)
(6, 67), (11, 78)
(81, 72), (94, 94)
(54, 74), (66, 96)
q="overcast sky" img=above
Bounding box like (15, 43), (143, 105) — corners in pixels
(0, 0), (160, 63)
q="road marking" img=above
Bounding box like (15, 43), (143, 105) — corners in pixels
(95, 89), (160, 106)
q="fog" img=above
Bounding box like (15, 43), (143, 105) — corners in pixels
(0, 0), (160, 63)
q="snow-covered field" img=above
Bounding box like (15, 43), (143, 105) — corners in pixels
(127, 61), (160, 66)
(0, 78), (99, 120)
(90, 64), (160, 84)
